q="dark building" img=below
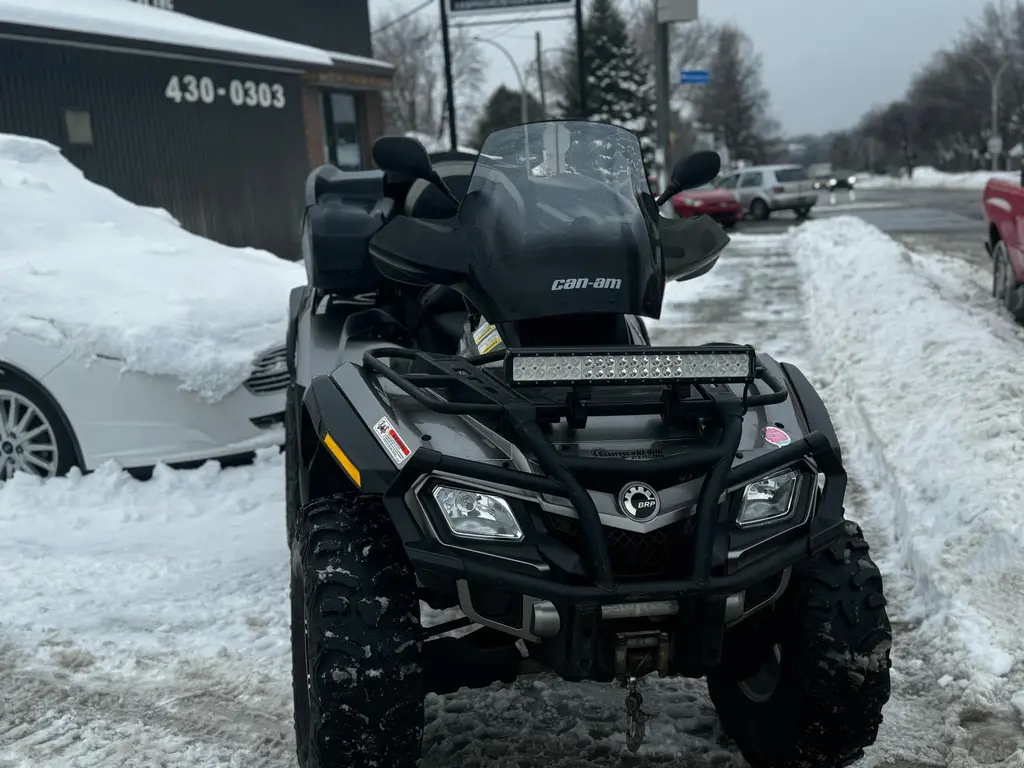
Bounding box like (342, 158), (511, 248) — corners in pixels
(0, 0), (393, 260)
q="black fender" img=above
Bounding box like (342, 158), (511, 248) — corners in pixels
(779, 362), (841, 464)
(300, 374), (399, 499)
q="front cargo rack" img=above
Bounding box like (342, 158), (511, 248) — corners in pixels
(363, 346), (846, 594)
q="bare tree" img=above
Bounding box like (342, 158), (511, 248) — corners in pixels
(372, 7), (486, 143)
(695, 24), (778, 164)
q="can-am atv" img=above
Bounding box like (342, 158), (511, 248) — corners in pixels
(285, 120), (892, 768)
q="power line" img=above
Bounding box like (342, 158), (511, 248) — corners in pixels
(371, 0), (433, 35)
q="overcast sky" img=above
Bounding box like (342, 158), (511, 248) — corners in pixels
(372, 0), (992, 136)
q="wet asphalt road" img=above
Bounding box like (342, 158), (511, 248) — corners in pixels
(735, 187), (990, 269)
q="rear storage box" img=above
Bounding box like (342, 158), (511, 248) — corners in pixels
(301, 167), (385, 296)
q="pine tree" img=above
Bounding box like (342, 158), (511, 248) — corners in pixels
(553, 0), (657, 168)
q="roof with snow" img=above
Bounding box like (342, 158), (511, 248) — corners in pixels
(0, 0), (384, 69)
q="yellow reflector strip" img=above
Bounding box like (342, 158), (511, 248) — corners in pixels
(323, 433), (361, 487)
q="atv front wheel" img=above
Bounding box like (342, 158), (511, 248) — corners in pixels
(707, 521), (892, 768)
(292, 492), (425, 768)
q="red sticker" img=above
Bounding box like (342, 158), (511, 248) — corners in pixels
(373, 417), (412, 464)
(762, 426), (791, 447)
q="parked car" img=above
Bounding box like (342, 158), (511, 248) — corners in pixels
(0, 132), (299, 481)
(672, 182), (742, 227)
(982, 177), (1024, 323)
(0, 335), (287, 480)
(716, 164), (818, 220)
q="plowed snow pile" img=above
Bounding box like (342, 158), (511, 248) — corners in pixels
(790, 216), (1024, 702)
(0, 134), (304, 400)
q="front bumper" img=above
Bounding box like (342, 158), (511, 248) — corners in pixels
(674, 201), (741, 223)
(767, 193), (818, 211)
(362, 348), (846, 610)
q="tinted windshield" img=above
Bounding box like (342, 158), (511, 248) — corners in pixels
(457, 120), (663, 323)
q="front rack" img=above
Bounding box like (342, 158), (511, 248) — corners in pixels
(364, 346), (845, 592)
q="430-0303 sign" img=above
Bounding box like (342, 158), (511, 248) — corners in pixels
(164, 75), (286, 108)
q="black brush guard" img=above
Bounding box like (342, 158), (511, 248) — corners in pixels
(366, 346), (847, 599)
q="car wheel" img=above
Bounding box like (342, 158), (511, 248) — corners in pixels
(795, 207), (812, 220)
(750, 199), (770, 221)
(707, 521), (892, 768)
(293, 491), (425, 768)
(0, 373), (77, 481)
(993, 240), (1008, 299)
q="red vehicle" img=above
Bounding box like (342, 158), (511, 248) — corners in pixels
(671, 182), (742, 228)
(982, 177), (1024, 322)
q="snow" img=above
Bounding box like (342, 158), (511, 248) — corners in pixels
(790, 215), (1024, 698)
(0, 133), (305, 401)
(325, 49), (394, 72)
(4, 220), (1024, 765)
(857, 166), (1020, 190)
(0, 0), (335, 65)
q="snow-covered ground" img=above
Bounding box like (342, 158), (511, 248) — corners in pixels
(858, 166), (1019, 191)
(3, 220), (1024, 766)
(0, 134), (304, 400)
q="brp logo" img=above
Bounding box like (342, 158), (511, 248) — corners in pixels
(617, 482), (661, 521)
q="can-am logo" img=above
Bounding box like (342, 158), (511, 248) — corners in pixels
(551, 277), (622, 291)
(617, 482), (661, 521)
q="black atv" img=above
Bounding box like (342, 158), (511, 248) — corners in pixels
(284, 120), (892, 768)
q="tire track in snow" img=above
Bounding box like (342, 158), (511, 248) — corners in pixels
(0, 642), (293, 767)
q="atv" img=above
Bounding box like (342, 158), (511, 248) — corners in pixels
(285, 120), (892, 768)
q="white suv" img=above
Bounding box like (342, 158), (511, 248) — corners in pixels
(717, 165), (818, 221)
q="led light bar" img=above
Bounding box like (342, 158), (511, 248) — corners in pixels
(504, 346), (755, 386)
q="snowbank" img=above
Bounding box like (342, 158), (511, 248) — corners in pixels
(0, 133), (305, 401)
(857, 166), (1019, 191)
(0, 0), (334, 65)
(790, 216), (1024, 691)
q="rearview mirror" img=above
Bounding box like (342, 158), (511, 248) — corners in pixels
(372, 135), (459, 208)
(656, 151), (722, 206)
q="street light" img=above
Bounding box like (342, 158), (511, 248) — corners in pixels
(967, 53), (1011, 171)
(473, 36), (529, 124)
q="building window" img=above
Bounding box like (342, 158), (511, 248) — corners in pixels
(64, 109), (93, 146)
(324, 91), (362, 170)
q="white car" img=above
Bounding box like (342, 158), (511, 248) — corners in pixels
(0, 333), (286, 480)
(0, 132), (303, 480)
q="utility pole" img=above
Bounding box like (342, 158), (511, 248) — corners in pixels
(439, 0), (458, 151)
(969, 53), (1011, 171)
(655, 1), (699, 189)
(536, 31), (546, 119)
(574, 0), (586, 117)
(655, 22), (671, 174)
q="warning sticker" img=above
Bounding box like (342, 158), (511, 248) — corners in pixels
(373, 417), (412, 464)
(472, 320), (503, 355)
(762, 426), (792, 447)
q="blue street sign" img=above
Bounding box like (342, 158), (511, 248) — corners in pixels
(679, 70), (710, 84)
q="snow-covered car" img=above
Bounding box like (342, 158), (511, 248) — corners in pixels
(0, 133), (305, 480)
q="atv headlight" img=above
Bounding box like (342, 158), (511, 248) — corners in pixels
(431, 485), (523, 541)
(736, 470), (800, 528)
